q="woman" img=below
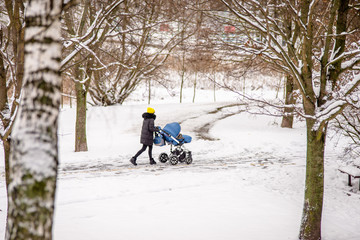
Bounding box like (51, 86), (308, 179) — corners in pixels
(130, 107), (158, 166)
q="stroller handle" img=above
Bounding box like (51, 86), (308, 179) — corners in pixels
(158, 128), (181, 144)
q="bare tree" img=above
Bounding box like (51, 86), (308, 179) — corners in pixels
(219, 0), (360, 239)
(6, 0), (62, 239)
(61, 0), (124, 151)
(0, 0), (25, 189)
(88, 0), (199, 106)
(61, 0), (198, 151)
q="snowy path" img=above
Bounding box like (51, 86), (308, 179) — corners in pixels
(56, 101), (300, 184)
(57, 102), (250, 175)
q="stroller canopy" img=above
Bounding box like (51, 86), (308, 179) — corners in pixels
(154, 122), (192, 146)
(163, 122), (181, 137)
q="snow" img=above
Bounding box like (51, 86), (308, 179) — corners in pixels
(338, 166), (360, 177)
(354, 159), (360, 167)
(0, 86), (360, 240)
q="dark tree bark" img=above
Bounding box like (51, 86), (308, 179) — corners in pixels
(1, 0), (25, 190)
(281, 75), (295, 128)
(75, 80), (89, 152)
(3, 140), (11, 188)
(299, 119), (326, 240)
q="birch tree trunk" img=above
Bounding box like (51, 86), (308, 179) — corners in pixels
(6, 0), (62, 239)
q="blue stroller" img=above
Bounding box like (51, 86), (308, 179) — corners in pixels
(154, 122), (193, 165)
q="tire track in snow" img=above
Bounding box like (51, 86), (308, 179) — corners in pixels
(57, 150), (302, 179)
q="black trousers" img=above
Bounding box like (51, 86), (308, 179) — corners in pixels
(134, 144), (153, 160)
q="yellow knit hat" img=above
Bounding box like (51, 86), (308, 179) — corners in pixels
(147, 107), (155, 114)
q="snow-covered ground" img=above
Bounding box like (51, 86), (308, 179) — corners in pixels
(0, 86), (359, 240)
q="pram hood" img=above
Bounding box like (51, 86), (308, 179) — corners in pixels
(154, 122), (192, 146)
(163, 122), (181, 138)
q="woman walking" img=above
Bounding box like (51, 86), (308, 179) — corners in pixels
(130, 107), (158, 166)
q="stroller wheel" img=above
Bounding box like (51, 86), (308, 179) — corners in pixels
(169, 155), (179, 165)
(159, 153), (169, 163)
(185, 152), (193, 165)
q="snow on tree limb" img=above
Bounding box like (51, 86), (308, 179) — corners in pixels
(219, 0), (359, 128)
(60, 0), (124, 70)
(340, 51), (360, 71)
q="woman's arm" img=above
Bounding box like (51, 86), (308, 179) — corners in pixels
(148, 119), (156, 132)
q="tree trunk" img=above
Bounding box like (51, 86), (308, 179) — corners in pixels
(0, 48), (7, 110)
(180, 52), (185, 103)
(242, 76), (246, 98)
(3, 139), (10, 189)
(0, 58), (11, 185)
(15, 25), (25, 99)
(213, 72), (216, 102)
(193, 71), (197, 103)
(2, 1), (25, 192)
(0, 53), (10, 188)
(180, 71), (184, 103)
(148, 79), (151, 105)
(299, 119), (326, 240)
(281, 75), (295, 128)
(75, 81), (88, 152)
(328, 0), (349, 89)
(6, 0), (62, 239)
(61, 80), (64, 109)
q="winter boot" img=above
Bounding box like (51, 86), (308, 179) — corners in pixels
(130, 157), (137, 166)
(150, 158), (156, 165)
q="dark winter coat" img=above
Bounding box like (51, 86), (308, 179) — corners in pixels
(140, 113), (157, 146)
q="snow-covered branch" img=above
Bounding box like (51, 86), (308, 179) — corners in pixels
(340, 52), (360, 71)
(61, 0), (124, 70)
